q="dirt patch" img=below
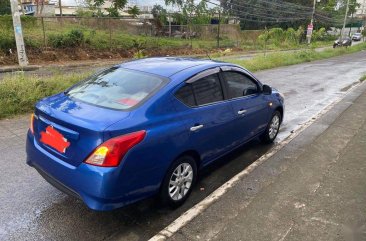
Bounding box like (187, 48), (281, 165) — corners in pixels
(0, 47), (243, 66)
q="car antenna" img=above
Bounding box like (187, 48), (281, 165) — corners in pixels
(206, 50), (212, 60)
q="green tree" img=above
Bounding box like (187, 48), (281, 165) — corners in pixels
(165, 0), (210, 24)
(107, 7), (119, 17)
(88, 0), (128, 17)
(151, 4), (167, 29)
(127, 5), (140, 18)
(172, 12), (186, 25)
(0, 0), (11, 15)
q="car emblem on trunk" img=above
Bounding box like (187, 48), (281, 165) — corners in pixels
(40, 125), (70, 153)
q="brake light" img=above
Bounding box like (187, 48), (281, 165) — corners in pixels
(84, 130), (146, 167)
(30, 114), (35, 134)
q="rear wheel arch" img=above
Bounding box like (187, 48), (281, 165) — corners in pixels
(175, 150), (201, 170)
(159, 149), (201, 190)
(159, 150), (200, 207)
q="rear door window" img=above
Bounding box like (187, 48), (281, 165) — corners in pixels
(192, 74), (224, 106)
(175, 73), (224, 107)
(66, 67), (165, 110)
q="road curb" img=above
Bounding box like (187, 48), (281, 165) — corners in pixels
(0, 65), (40, 73)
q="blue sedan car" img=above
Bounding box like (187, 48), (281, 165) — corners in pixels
(26, 57), (284, 211)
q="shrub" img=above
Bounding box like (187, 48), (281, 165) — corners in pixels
(48, 34), (65, 48)
(24, 37), (41, 48)
(0, 35), (15, 51)
(48, 29), (85, 48)
(285, 28), (298, 44)
(67, 29), (84, 47)
(296, 26), (305, 43)
(312, 28), (326, 41)
(268, 28), (285, 45)
(258, 27), (299, 48)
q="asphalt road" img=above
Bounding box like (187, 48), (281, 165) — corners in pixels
(218, 39), (365, 61)
(0, 51), (365, 241)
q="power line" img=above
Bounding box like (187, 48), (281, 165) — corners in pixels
(235, 15), (307, 23)
(223, 1), (313, 17)
(205, 0), (342, 25)
(227, 7), (309, 21)
(227, 0), (314, 11)
(204, 0), (310, 21)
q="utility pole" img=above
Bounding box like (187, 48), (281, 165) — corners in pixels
(9, 0), (28, 67)
(340, 0), (351, 41)
(348, 12), (354, 36)
(307, 0), (317, 44)
(364, 5), (366, 42)
(168, 14), (172, 38)
(59, 0), (63, 25)
(217, 9), (221, 48)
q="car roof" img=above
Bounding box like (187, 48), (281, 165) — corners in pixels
(118, 57), (226, 78)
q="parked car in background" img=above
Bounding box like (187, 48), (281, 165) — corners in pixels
(333, 37), (352, 48)
(351, 32), (362, 41)
(26, 58), (285, 211)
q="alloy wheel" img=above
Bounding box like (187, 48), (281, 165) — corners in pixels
(168, 163), (193, 201)
(269, 115), (280, 139)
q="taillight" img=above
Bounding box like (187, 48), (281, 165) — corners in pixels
(30, 113), (35, 134)
(84, 130), (146, 167)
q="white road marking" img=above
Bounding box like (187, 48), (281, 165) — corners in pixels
(278, 222), (294, 241)
(148, 81), (364, 241)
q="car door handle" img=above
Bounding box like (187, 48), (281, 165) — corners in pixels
(237, 110), (247, 115)
(190, 125), (204, 131)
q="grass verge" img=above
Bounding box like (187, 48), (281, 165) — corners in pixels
(360, 75), (366, 82)
(0, 72), (90, 119)
(0, 43), (365, 120)
(226, 43), (366, 72)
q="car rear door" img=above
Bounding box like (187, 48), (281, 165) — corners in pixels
(174, 68), (237, 165)
(220, 67), (270, 143)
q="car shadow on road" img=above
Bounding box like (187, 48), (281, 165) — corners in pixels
(27, 139), (273, 241)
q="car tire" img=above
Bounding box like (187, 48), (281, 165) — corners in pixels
(160, 155), (197, 208)
(260, 111), (282, 144)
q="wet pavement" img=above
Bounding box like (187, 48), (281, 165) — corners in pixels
(169, 78), (366, 241)
(0, 51), (365, 241)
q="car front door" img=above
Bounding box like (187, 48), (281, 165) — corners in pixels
(174, 69), (237, 165)
(220, 67), (270, 144)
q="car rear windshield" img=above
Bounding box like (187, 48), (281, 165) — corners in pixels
(66, 67), (165, 110)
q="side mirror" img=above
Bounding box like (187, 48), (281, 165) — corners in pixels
(262, 84), (272, 95)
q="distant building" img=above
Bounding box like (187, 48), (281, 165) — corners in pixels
(20, 0), (55, 16)
(356, 0), (366, 18)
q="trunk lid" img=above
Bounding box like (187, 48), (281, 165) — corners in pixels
(33, 93), (130, 166)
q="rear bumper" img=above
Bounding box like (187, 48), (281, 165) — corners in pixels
(26, 131), (132, 211)
(34, 164), (82, 200)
